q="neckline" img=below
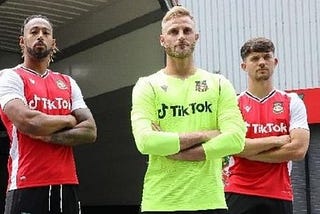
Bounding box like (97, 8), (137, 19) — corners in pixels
(160, 68), (197, 80)
(20, 65), (49, 78)
(245, 89), (276, 102)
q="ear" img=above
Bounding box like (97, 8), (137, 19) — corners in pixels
(52, 38), (57, 49)
(274, 57), (279, 66)
(159, 35), (164, 46)
(195, 33), (199, 41)
(240, 62), (246, 71)
(19, 35), (24, 48)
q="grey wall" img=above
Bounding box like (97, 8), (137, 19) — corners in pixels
(0, 51), (20, 69)
(51, 21), (164, 98)
(51, 0), (165, 98)
(74, 86), (145, 206)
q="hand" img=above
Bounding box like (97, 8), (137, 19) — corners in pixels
(275, 135), (291, 146)
(202, 130), (221, 141)
(167, 153), (181, 160)
(67, 115), (77, 128)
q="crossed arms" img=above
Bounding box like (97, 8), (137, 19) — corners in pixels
(3, 98), (97, 146)
(236, 128), (310, 163)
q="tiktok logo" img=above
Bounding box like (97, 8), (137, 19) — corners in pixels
(28, 94), (71, 110)
(157, 101), (213, 119)
(248, 122), (288, 134)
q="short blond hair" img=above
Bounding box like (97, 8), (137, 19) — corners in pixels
(161, 6), (195, 30)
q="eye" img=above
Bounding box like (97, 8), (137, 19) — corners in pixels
(264, 55), (272, 60)
(168, 29), (178, 35)
(30, 30), (38, 35)
(183, 28), (192, 34)
(250, 56), (259, 61)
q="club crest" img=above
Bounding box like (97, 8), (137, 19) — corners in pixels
(273, 102), (284, 114)
(56, 79), (68, 90)
(195, 80), (208, 92)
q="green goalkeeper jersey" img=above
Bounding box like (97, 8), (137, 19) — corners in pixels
(131, 68), (246, 211)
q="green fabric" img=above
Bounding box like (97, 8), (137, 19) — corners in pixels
(131, 69), (246, 211)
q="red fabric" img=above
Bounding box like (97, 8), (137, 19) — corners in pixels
(225, 90), (293, 201)
(1, 67), (78, 190)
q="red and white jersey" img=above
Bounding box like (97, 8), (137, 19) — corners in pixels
(0, 65), (87, 190)
(224, 89), (309, 201)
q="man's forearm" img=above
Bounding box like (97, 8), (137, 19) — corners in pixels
(168, 144), (205, 161)
(179, 130), (221, 150)
(236, 135), (290, 158)
(38, 120), (97, 146)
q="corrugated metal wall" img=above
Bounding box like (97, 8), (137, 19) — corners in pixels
(180, 0), (320, 93)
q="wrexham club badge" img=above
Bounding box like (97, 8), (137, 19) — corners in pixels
(273, 102), (284, 114)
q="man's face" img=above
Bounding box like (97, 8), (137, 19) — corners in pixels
(241, 51), (278, 81)
(160, 16), (199, 59)
(20, 18), (56, 60)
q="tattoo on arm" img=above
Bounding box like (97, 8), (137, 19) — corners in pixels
(47, 108), (97, 146)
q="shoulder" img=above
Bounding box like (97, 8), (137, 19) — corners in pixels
(196, 68), (223, 78)
(276, 89), (301, 101)
(0, 68), (12, 76)
(287, 92), (305, 108)
(48, 70), (74, 83)
(49, 70), (69, 78)
(237, 91), (247, 98)
(146, 69), (163, 79)
(0, 67), (20, 81)
(0, 67), (17, 74)
(135, 70), (163, 85)
(195, 69), (230, 86)
(275, 90), (305, 111)
(286, 91), (301, 100)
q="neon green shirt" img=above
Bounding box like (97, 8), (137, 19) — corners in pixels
(131, 68), (246, 211)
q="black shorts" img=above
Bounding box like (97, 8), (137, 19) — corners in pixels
(5, 184), (81, 214)
(141, 209), (228, 214)
(225, 192), (293, 214)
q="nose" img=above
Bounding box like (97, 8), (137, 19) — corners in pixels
(178, 30), (185, 40)
(37, 31), (45, 40)
(258, 57), (266, 66)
